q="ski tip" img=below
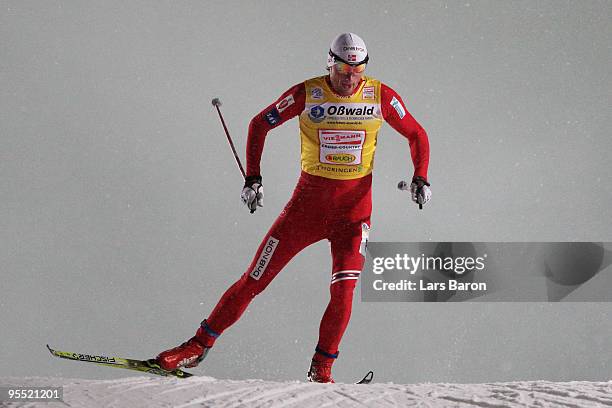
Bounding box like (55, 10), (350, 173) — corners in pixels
(356, 370), (374, 384)
(46, 344), (57, 356)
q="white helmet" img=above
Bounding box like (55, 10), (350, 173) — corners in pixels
(327, 33), (369, 68)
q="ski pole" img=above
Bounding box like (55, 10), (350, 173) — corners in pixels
(211, 98), (246, 179)
(397, 180), (423, 210)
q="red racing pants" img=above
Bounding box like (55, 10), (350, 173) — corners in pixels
(202, 171), (372, 361)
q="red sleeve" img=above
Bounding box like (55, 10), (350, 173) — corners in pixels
(246, 83), (306, 177)
(381, 83), (430, 181)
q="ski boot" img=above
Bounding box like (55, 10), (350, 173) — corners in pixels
(156, 338), (209, 371)
(307, 359), (335, 383)
(156, 320), (218, 371)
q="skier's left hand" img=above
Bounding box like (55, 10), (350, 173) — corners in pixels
(410, 176), (431, 206)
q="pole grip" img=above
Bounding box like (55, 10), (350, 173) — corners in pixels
(398, 180), (423, 210)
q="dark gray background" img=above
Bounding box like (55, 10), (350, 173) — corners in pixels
(2, 1), (611, 383)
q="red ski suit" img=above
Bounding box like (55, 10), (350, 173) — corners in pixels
(201, 76), (429, 362)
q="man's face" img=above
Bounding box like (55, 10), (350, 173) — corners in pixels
(329, 62), (366, 96)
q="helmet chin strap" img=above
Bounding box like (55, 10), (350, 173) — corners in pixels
(326, 52), (335, 69)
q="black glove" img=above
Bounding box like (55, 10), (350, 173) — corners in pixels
(410, 176), (431, 206)
(241, 175), (264, 213)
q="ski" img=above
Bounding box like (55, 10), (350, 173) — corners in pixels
(48, 344), (371, 383)
(46, 344), (193, 378)
(356, 370), (374, 384)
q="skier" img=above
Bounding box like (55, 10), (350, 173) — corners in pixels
(156, 33), (431, 383)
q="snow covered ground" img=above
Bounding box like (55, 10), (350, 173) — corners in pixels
(1, 376), (611, 407)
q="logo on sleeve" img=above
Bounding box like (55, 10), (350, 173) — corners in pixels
(390, 96), (406, 119)
(311, 87), (323, 100)
(362, 86), (375, 100)
(276, 94), (295, 113)
(265, 108), (281, 125)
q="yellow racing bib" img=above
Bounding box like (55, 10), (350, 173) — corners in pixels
(299, 75), (383, 180)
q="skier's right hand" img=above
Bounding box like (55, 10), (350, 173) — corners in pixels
(410, 176), (431, 206)
(241, 175), (264, 213)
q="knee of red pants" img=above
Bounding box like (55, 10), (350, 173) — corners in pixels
(331, 253), (365, 279)
(236, 270), (270, 298)
(329, 277), (358, 306)
(330, 234), (363, 295)
(230, 251), (291, 301)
